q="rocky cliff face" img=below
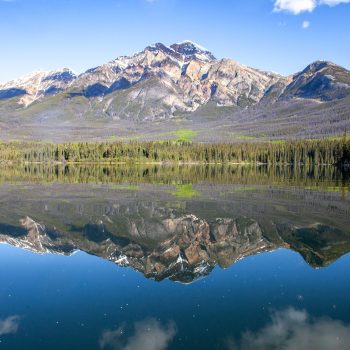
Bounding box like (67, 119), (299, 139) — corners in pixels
(65, 41), (282, 119)
(3, 41), (348, 122)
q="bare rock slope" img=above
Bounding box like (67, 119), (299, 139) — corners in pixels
(0, 41), (349, 137)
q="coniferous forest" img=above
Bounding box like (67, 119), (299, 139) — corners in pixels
(0, 139), (349, 166)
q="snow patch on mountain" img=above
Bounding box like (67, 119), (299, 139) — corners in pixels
(176, 40), (210, 52)
(0, 68), (76, 106)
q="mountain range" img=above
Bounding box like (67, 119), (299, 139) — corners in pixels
(1, 41), (349, 142)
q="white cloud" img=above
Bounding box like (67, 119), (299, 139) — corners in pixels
(0, 316), (20, 336)
(274, 0), (350, 13)
(274, 0), (317, 14)
(100, 318), (177, 350)
(302, 20), (311, 28)
(320, 0), (350, 5)
(226, 308), (350, 350)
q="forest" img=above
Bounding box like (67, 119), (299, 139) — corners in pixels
(0, 163), (348, 192)
(0, 138), (349, 166)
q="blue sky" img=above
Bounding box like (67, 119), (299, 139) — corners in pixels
(0, 0), (349, 82)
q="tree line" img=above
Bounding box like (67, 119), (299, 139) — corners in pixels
(0, 163), (348, 192)
(0, 139), (349, 166)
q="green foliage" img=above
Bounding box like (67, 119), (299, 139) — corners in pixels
(173, 129), (197, 142)
(231, 186), (258, 192)
(108, 128), (197, 142)
(170, 184), (199, 198)
(0, 164), (348, 195)
(0, 138), (349, 166)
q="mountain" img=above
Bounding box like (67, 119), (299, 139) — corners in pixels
(279, 61), (350, 101)
(63, 40), (283, 118)
(0, 68), (76, 106)
(0, 41), (349, 141)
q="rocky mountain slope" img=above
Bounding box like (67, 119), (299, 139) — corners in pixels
(1, 41), (283, 116)
(281, 61), (350, 101)
(1, 41), (349, 123)
(0, 68), (76, 106)
(0, 41), (349, 142)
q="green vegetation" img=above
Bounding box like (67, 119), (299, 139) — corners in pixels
(225, 132), (256, 140)
(170, 184), (199, 198)
(231, 186), (258, 192)
(0, 138), (349, 166)
(0, 164), (348, 195)
(173, 129), (197, 142)
(108, 128), (197, 142)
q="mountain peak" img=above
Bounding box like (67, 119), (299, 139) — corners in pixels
(1, 43), (349, 121)
(301, 60), (338, 75)
(174, 40), (209, 52)
(170, 40), (216, 61)
(0, 67), (77, 106)
(0, 67), (76, 88)
(145, 40), (216, 62)
(42, 68), (76, 83)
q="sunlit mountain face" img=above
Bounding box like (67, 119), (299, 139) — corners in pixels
(0, 41), (349, 142)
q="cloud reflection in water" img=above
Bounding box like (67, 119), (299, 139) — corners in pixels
(0, 315), (20, 336)
(100, 318), (176, 350)
(227, 307), (350, 350)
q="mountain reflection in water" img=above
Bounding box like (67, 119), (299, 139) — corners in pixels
(0, 164), (349, 283)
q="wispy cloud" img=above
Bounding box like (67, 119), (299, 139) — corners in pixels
(302, 20), (311, 28)
(320, 0), (350, 5)
(226, 308), (350, 350)
(0, 316), (21, 336)
(274, 0), (350, 14)
(99, 318), (177, 350)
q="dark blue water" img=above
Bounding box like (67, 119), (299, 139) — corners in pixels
(1, 245), (350, 350)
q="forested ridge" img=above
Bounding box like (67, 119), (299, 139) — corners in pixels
(0, 139), (349, 166)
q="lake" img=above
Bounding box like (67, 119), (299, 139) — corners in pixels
(0, 164), (349, 350)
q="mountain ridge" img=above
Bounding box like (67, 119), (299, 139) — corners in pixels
(2, 41), (348, 113)
(0, 40), (349, 142)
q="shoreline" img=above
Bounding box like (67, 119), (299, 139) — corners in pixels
(0, 161), (341, 166)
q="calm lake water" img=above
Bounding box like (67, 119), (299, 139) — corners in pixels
(0, 165), (349, 350)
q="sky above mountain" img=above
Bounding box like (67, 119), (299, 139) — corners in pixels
(0, 0), (349, 82)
